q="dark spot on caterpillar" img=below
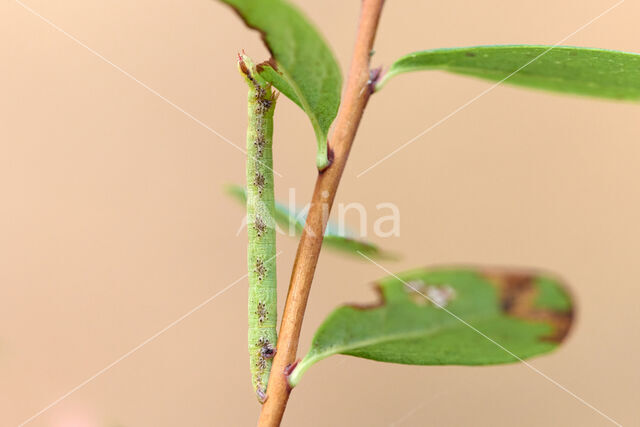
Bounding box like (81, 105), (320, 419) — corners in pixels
(255, 302), (269, 323)
(254, 215), (267, 237)
(254, 171), (266, 194)
(259, 98), (273, 110)
(256, 387), (267, 403)
(255, 258), (267, 281)
(258, 337), (276, 359)
(254, 87), (268, 104)
(261, 346), (276, 359)
(254, 135), (265, 157)
(465, 52), (476, 57)
(255, 355), (268, 370)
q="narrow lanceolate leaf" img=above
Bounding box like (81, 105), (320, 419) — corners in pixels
(289, 267), (573, 386)
(226, 185), (393, 259)
(377, 45), (640, 101)
(220, 0), (343, 169)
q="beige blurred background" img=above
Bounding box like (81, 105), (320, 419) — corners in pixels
(1, 0), (639, 426)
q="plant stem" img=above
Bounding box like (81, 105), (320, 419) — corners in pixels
(257, 1), (385, 425)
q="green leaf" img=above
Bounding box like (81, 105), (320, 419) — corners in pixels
(226, 185), (393, 259)
(289, 267), (573, 386)
(220, 0), (343, 169)
(378, 45), (640, 101)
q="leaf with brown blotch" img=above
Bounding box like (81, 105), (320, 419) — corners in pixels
(289, 266), (574, 386)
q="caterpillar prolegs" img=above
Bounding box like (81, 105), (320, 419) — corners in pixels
(238, 54), (278, 403)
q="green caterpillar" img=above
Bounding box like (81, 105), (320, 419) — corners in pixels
(238, 54), (278, 403)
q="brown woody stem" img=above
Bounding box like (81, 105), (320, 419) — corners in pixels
(257, 1), (386, 425)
